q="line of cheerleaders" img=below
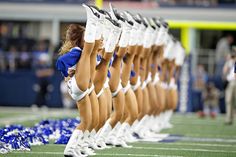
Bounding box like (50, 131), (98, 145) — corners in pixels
(56, 3), (185, 157)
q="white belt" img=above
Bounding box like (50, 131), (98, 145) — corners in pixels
(152, 73), (160, 85)
(112, 82), (122, 97)
(131, 76), (141, 91)
(122, 81), (131, 94)
(96, 88), (104, 98)
(88, 84), (95, 95)
(104, 78), (110, 89)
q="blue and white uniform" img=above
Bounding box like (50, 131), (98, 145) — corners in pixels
(56, 47), (88, 101)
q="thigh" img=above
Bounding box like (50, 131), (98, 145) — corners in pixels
(89, 90), (99, 119)
(125, 89), (138, 115)
(135, 87), (143, 114)
(98, 93), (108, 120)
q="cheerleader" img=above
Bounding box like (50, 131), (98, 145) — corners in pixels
(95, 6), (134, 147)
(105, 9), (134, 146)
(87, 7), (122, 149)
(132, 17), (155, 139)
(56, 4), (99, 157)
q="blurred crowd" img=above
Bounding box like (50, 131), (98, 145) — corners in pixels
(193, 34), (236, 124)
(0, 39), (54, 72)
(107, 0), (236, 7)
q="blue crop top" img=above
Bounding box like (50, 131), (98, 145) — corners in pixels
(56, 47), (82, 77)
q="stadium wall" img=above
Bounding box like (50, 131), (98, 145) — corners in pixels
(0, 71), (63, 107)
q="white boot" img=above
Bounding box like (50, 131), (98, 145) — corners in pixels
(94, 128), (106, 150)
(124, 123), (137, 143)
(64, 129), (87, 157)
(150, 115), (161, 133)
(118, 20), (132, 48)
(96, 120), (112, 149)
(163, 110), (173, 129)
(106, 122), (121, 145)
(104, 17), (121, 53)
(133, 115), (148, 134)
(109, 3), (118, 21)
(82, 4), (99, 43)
(88, 129), (100, 150)
(80, 130), (96, 156)
(115, 122), (132, 148)
(124, 11), (140, 46)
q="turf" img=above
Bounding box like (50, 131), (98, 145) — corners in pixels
(1, 108), (236, 157)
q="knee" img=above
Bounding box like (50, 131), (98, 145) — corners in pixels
(76, 80), (89, 91)
(130, 112), (138, 121)
(92, 115), (99, 126)
(81, 116), (91, 128)
(99, 114), (106, 124)
(115, 111), (123, 121)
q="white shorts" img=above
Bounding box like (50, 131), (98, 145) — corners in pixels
(67, 76), (88, 101)
(145, 72), (152, 85)
(96, 88), (104, 98)
(112, 81), (122, 97)
(88, 84), (95, 95)
(122, 81), (131, 94)
(131, 76), (141, 91)
(152, 73), (160, 85)
(104, 78), (110, 89)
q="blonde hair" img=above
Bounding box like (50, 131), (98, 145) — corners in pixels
(59, 24), (85, 55)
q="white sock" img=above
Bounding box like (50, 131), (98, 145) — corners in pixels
(64, 129), (83, 155)
(97, 120), (112, 139)
(131, 120), (139, 132)
(116, 122), (129, 138)
(108, 121), (121, 137)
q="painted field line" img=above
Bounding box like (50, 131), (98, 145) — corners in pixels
(132, 146), (236, 153)
(47, 142), (236, 148)
(45, 144), (236, 153)
(161, 142), (236, 147)
(181, 134), (236, 139)
(11, 151), (63, 155)
(99, 153), (183, 157)
(139, 135), (236, 143)
(11, 151), (183, 157)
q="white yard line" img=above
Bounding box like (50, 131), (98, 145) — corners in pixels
(11, 151), (63, 155)
(137, 135), (236, 143)
(159, 142), (236, 147)
(181, 134), (236, 139)
(47, 142), (236, 148)
(98, 154), (183, 157)
(132, 146), (236, 153)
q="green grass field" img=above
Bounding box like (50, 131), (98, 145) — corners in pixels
(0, 107), (236, 157)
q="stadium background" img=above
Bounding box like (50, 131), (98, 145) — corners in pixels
(0, 1), (236, 157)
(0, 0), (235, 112)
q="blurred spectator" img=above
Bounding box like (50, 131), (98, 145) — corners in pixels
(32, 53), (54, 109)
(193, 64), (208, 112)
(215, 34), (234, 76)
(202, 82), (220, 119)
(32, 40), (49, 68)
(7, 45), (18, 72)
(60, 80), (74, 109)
(19, 45), (31, 69)
(234, 46), (236, 79)
(0, 47), (6, 72)
(223, 52), (236, 125)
